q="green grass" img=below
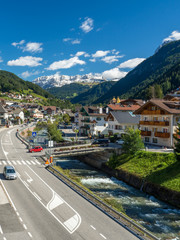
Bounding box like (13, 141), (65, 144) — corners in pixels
(108, 151), (180, 192)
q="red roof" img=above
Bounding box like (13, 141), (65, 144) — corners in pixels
(108, 104), (140, 111)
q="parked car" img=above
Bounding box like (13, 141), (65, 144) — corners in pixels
(3, 165), (17, 180)
(29, 146), (43, 153)
(116, 139), (124, 145)
(92, 139), (109, 146)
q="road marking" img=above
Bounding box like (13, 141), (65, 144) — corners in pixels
(23, 181), (29, 188)
(3, 237), (7, 240)
(100, 233), (107, 239)
(64, 215), (79, 232)
(7, 160), (11, 165)
(90, 225), (96, 230)
(2, 161), (6, 165)
(28, 232), (32, 238)
(33, 192), (41, 201)
(26, 161), (31, 165)
(21, 160), (26, 165)
(47, 192), (64, 210)
(19, 217), (23, 222)
(25, 172), (33, 183)
(0, 225), (3, 234)
(35, 160), (40, 165)
(31, 161), (36, 165)
(16, 212), (19, 216)
(12, 161), (17, 165)
(17, 160), (22, 165)
(0, 162), (2, 165)
(23, 224), (27, 230)
(0, 180), (17, 211)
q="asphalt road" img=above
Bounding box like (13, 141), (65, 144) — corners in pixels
(0, 127), (139, 240)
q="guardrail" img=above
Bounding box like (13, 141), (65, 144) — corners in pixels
(46, 164), (159, 240)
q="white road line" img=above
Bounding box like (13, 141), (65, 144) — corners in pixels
(33, 192), (41, 201)
(2, 161), (6, 165)
(90, 225), (96, 230)
(7, 160), (11, 165)
(26, 161), (31, 165)
(100, 233), (107, 239)
(0, 180), (17, 211)
(19, 217), (23, 222)
(23, 181), (29, 188)
(0, 162), (2, 165)
(23, 224), (27, 230)
(31, 161), (36, 165)
(21, 160), (26, 165)
(0, 225), (3, 234)
(12, 161), (17, 165)
(35, 160), (40, 165)
(28, 232), (32, 238)
(16, 212), (20, 216)
(3, 237), (7, 240)
(17, 160), (22, 165)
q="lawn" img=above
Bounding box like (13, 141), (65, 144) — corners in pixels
(108, 151), (180, 192)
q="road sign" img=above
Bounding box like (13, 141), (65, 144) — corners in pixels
(48, 140), (53, 147)
(32, 132), (37, 137)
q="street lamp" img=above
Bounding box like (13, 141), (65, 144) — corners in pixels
(46, 131), (53, 162)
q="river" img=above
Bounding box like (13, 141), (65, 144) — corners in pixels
(55, 157), (180, 240)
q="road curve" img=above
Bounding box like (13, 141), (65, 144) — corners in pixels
(0, 127), (140, 240)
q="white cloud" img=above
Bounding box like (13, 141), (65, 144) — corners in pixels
(71, 39), (81, 44)
(75, 51), (86, 57)
(102, 55), (124, 64)
(80, 17), (94, 33)
(118, 58), (145, 69)
(7, 56), (43, 67)
(63, 38), (81, 44)
(163, 30), (180, 43)
(102, 68), (127, 80)
(23, 42), (43, 53)
(12, 40), (25, 47)
(89, 58), (96, 62)
(80, 68), (84, 72)
(21, 70), (40, 78)
(12, 40), (43, 53)
(63, 38), (72, 42)
(84, 53), (90, 57)
(92, 50), (110, 58)
(0, 56), (3, 63)
(47, 56), (85, 70)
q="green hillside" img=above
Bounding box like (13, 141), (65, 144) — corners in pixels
(48, 83), (91, 99)
(71, 81), (115, 105)
(95, 40), (180, 103)
(0, 70), (52, 98)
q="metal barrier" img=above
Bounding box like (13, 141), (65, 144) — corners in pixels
(46, 164), (159, 240)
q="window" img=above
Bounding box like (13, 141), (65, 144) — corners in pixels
(144, 117), (148, 121)
(145, 137), (150, 142)
(152, 106), (156, 110)
(153, 128), (157, 132)
(96, 117), (101, 121)
(153, 117), (158, 121)
(163, 128), (168, 133)
(152, 138), (158, 143)
(144, 127), (148, 131)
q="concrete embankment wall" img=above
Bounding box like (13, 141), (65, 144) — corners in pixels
(76, 150), (180, 208)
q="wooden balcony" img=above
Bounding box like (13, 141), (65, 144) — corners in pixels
(141, 130), (151, 136)
(142, 110), (162, 115)
(154, 132), (170, 138)
(139, 121), (169, 126)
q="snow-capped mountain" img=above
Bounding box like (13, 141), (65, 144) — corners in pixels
(33, 73), (107, 89)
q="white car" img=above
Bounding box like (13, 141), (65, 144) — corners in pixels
(116, 139), (124, 145)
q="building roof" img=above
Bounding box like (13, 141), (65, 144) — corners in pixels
(13, 109), (23, 114)
(43, 106), (56, 111)
(134, 99), (180, 115)
(82, 106), (107, 116)
(108, 104), (140, 111)
(110, 111), (140, 124)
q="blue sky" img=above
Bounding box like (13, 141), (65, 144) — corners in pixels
(0, 0), (180, 81)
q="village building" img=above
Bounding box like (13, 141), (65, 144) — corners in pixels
(79, 106), (108, 137)
(134, 99), (180, 148)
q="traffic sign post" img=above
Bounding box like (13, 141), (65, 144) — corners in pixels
(32, 132), (37, 137)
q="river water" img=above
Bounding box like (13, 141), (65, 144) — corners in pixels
(55, 157), (180, 240)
